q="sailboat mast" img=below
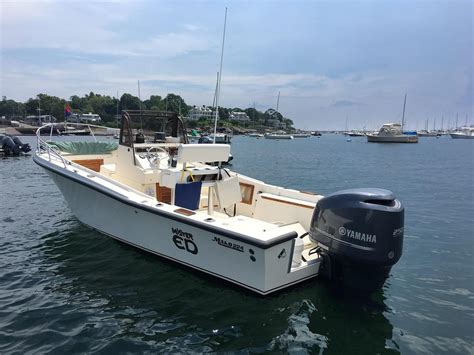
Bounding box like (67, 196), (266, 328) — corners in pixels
(276, 91), (280, 113)
(213, 7), (227, 144)
(401, 93), (407, 131)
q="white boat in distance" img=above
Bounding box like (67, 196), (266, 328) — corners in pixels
(450, 127), (474, 139)
(367, 94), (418, 143)
(34, 110), (405, 295)
(367, 123), (418, 143)
(264, 133), (294, 140)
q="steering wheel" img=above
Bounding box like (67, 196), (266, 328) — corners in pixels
(145, 146), (168, 168)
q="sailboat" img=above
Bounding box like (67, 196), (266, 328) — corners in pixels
(367, 94), (418, 143)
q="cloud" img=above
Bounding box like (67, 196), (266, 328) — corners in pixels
(331, 100), (365, 108)
(1, 1), (472, 130)
(1, 1), (214, 58)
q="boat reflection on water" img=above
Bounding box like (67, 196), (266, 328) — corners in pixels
(39, 223), (398, 353)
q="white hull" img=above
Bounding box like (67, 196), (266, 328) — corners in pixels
(35, 155), (320, 295)
(450, 133), (474, 139)
(367, 134), (418, 143)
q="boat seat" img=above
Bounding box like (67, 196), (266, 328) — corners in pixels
(253, 193), (316, 231)
(100, 163), (116, 174)
(177, 144), (230, 164)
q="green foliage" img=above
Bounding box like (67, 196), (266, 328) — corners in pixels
(163, 93), (189, 116)
(0, 96), (25, 118)
(143, 95), (162, 110)
(120, 93), (141, 111)
(218, 107), (229, 120)
(0, 92), (294, 130)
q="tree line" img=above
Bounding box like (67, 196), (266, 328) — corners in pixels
(0, 92), (293, 128)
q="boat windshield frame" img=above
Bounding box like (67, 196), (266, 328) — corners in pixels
(119, 110), (188, 148)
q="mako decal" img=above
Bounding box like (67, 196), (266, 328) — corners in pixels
(172, 227), (198, 255)
(212, 236), (244, 252)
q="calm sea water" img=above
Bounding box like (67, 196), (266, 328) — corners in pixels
(1, 134), (473, 354)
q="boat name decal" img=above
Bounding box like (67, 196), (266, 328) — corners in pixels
(172, 228), (198, 255)
(339, 227), (377, 243)
(212, 237), (244, 253)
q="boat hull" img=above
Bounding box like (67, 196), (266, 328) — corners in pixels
(34, 156), (320, 295)
(264, 134), (294, 140)
(367, 134), (418, 143)
(450, 133), (474, 139)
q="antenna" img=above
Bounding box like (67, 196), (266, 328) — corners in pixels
(401, 93), (407, 131)
(37, 95), (42, 125)
(138, 80), (143, 129)
(213, 7), (227, 144)
(116, 90), (120, 128)
(212, 72), (219, 109)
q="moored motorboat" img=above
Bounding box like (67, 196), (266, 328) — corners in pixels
(450, 127), (474, 139)
(348, 130), (365, 137)
(367, 94), (418, 143)
(34, 110), (405, 295)
(367, 123), (418, 143)
(418, 130), (440, 137)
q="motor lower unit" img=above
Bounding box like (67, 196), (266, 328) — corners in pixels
(309, 188), (404, 293)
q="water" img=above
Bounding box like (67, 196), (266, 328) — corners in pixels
(1, 135), (473, 354)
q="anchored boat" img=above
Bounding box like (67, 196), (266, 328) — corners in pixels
(367, 94), (418, 143)
(34, 110), (404, 295)
(450, 127), (474, 139)
(367, 123), (418, 143)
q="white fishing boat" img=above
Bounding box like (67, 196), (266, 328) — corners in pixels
(367, 123), (418, 143)
(450, 127), (474, 139)
(367, 94), (418, 143)
(34, 110), (405, 295)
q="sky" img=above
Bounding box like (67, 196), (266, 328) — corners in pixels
(0, 0), (472, 130)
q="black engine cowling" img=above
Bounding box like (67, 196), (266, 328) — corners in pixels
(309, 188), (404, 293)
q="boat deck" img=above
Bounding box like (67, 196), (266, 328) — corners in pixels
(38, 152), (306, 246)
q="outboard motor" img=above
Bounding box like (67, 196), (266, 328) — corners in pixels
(1, 134), (31, 156)
(309, 188), (404, 293)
